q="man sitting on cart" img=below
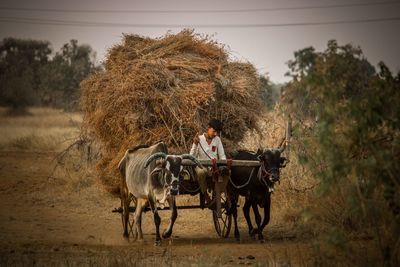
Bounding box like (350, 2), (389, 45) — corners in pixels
(189, 119), (229, 217)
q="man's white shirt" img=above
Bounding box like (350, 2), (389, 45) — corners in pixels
(190, 134), (226, 160)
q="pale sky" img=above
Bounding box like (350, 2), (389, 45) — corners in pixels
(0, 0), (399, 83)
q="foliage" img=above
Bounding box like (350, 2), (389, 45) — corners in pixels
(0, 37), (98, 111)
(0, 38), (51, 109)
(39, 40), (98, 110)
(259, 75), (281, 109)
(282, 40), (400, 266)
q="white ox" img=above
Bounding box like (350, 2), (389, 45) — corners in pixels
(118, 142), (202, 245)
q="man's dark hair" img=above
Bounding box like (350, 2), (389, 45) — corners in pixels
(208, 119), (223, 132)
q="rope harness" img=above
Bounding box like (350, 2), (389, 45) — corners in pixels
(179, 169), (201, 193)
(258, 161), (278, 192)
(228, 167), (256, 189)
(228, 159), (277, 192)
(179, 180), (201, 193)
(197, 136), (276, 192)
(199, 137), (260, 190)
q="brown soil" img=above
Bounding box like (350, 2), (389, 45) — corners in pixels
(0, 151), (313, 266)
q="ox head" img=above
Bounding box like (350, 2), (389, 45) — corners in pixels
(145, 152), (202, 195)
(257, 142), (288, 190)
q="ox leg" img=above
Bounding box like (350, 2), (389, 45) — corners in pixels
(121, 188), (130, 238)
(134, 199), (147, 241)
(251, 202), (264, 242)
(243, 198), (255, 239)
(149, 198), (162, 246)
(200, 193), (206, 209)
(260, 193), (271, 233)
(162, 197), (177, 239)
(231, 194), (240, 241)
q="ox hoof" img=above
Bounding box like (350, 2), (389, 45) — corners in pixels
(249, 230), (256, 239)
(234, 232), (240, 242)
(250, 228), (259, 236)
(154, 240), (162, 246)
(123, 233), (129, 239)
(162, 231), (172, 239)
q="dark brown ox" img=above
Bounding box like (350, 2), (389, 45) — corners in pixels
(228, 140), (288, 242)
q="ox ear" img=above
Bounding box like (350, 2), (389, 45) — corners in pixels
(144, 152), (167, 168)
(280, 157), (287, 168)
(161, 159), (167, 167)
(180, 168), (190, 179)
(150, 167), (163, 176)
(155, 158), (166, 168)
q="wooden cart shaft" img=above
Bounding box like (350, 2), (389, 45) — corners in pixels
(182, 159), (260, 167)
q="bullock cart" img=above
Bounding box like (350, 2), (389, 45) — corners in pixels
(113, 159), (260, 239)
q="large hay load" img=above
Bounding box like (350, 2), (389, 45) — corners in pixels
(80, 30), (264, 194)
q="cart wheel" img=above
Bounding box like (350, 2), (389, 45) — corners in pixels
(121, 197), (135, 238)
(212, 193), (232, 238)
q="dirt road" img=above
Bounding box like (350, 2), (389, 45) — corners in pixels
(0, 151), (312, 266)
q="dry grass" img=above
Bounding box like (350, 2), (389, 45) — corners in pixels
(0, 107), (81, 152)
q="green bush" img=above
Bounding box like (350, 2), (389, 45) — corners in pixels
(283, 40), (400, 266)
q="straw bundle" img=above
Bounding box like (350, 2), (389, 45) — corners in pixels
(80, 30), (264, 194)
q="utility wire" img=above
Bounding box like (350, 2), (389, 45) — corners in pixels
(0, 16), (399, 28)
(0, 1), (399, 14)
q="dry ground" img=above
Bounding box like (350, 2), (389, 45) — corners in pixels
(0, 108), (313, 266)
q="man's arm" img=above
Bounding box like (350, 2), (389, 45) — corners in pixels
(190, 133), (200, 157)
(190, 143), (198, 157)
(217, 137), (227, 160)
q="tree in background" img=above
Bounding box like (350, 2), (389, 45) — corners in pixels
(0, 37), (98, 112)
(39, 39), (98, 110)
(0, 38), (52, 111)
(282, 40), (400, 266)
(259, 75), (282, 110)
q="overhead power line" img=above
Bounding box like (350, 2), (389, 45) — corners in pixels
(0, 1), (399, 14)
(0, 16), (399, 28)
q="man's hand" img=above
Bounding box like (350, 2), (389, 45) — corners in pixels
(193, 132), (200, 145)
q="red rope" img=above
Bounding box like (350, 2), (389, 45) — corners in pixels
(227, 158), (232, 175)
(211, 158), (220, 181)
(261, 161), (271, 178)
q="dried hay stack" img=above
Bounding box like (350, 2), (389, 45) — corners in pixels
(80, 30), (264, 194)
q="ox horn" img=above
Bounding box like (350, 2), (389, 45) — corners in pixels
(279, 117), (292, 153)
(144, 152), (167, 168)
(181, 154), (204, 168)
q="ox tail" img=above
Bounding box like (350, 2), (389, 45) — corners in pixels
(118, 150), (129, 178)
